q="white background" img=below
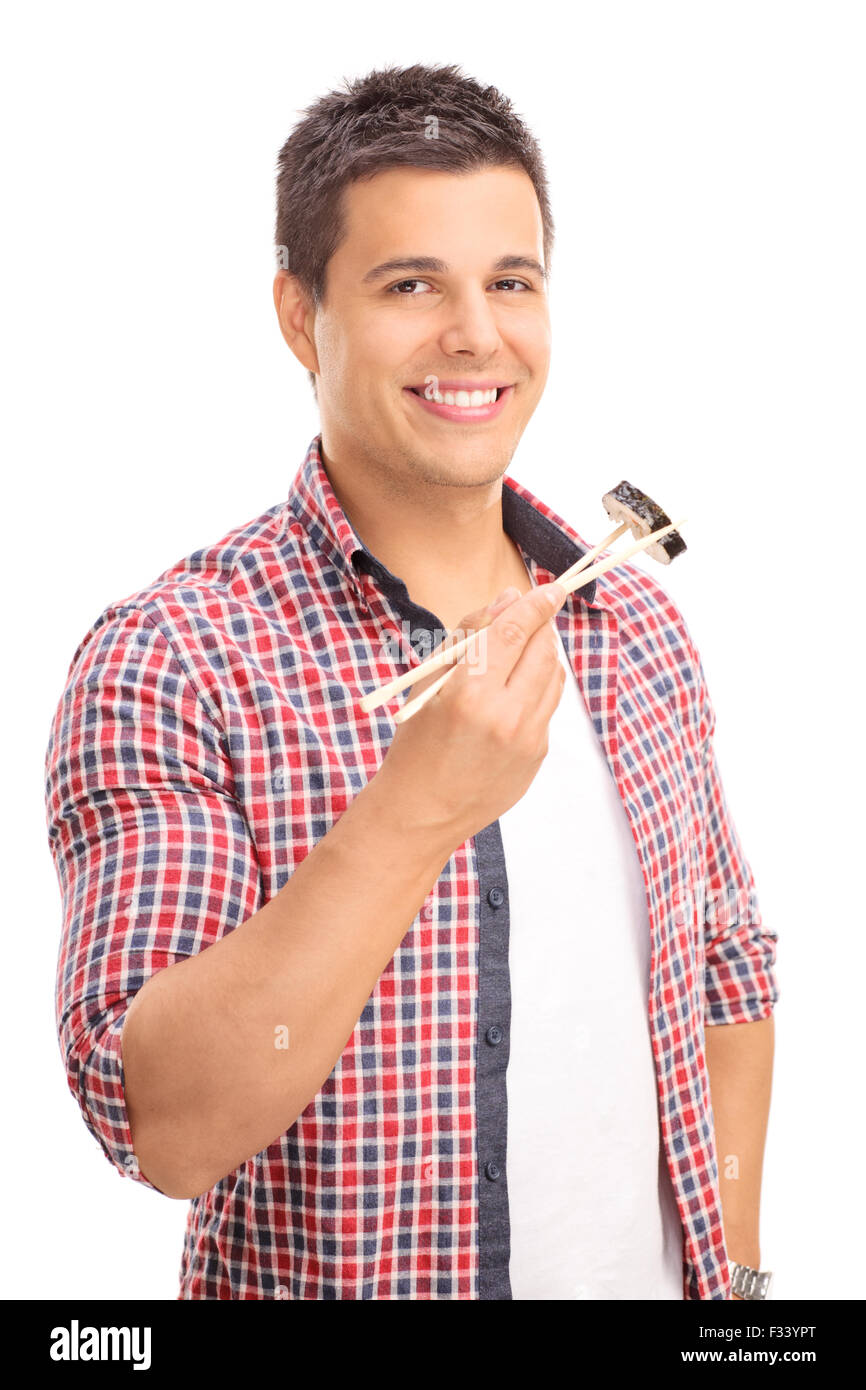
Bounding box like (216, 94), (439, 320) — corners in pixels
(2, 0), (863, 1300)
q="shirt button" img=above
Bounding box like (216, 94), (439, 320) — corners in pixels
(484, 1160), (501, 1181)
(485, 1025), (504, 1046)
(487, 887), (505, 909)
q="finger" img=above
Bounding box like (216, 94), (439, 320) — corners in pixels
(410, 586), (524, 704)
(515, 635), (568, 742)
(503, 609), (564, 707)
(477, 582), (567, 688)
(453, 584), (522, 639)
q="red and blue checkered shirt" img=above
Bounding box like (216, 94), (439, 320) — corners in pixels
(45, 434), (779, 1300)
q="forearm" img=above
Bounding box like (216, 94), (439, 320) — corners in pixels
(121, 770), (455, 1199)
(704, 1014), (774, 1268)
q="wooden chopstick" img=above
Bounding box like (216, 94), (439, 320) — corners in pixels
(392, 518), (685, 724)
(551, 521), (629, 592)
(359, 522), (627, 715)
(360, 518), (685, 719)
(389, 522), (629, 724)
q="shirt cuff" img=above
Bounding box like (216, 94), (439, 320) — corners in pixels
(704, 937), (780, 1026)
(61, 999), (163, 1193)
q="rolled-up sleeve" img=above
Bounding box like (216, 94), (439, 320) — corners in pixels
(693, 651), (780, 1026)
(45, 605), (262, 1190)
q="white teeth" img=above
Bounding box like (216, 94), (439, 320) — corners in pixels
(418, 387), (499, 407)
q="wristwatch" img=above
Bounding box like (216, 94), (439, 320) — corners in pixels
(729, 1260), (773, 1300)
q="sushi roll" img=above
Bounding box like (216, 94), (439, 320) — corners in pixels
(601, 481), (687, 564)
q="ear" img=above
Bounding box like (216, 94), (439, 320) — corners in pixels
(272, 271), (320, 375)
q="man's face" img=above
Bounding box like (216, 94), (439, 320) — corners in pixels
(308, 164), (550, 488)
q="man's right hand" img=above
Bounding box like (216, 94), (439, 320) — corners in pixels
(374, 581), (569, 852)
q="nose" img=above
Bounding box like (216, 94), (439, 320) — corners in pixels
(436, 285), (504, 360)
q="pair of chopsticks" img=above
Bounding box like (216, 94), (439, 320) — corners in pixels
(358, 517), (686, 724)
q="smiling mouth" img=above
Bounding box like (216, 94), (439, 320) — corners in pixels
(408, 385), (505, 406)
(403, 383), (514, 424)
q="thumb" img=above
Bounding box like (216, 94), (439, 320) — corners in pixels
(455, 584), (521, 637)
(488, 584), (521, 614)
(404, 586), (523, 712)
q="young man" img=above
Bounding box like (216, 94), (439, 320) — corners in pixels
(45, 63), (778, 1301)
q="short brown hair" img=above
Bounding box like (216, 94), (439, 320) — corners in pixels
(274, 63), (555, 396)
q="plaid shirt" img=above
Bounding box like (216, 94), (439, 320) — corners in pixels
(45, 433), (779, 1301)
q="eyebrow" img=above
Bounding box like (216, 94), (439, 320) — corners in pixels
(361, 255), (548, 285)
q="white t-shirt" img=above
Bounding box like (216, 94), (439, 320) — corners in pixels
(497, 616), (685, 1300)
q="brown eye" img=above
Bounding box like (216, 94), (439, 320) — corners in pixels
(388, 279), (432, 295)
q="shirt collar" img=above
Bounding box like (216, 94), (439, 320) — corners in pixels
(287, 433), (599, 607)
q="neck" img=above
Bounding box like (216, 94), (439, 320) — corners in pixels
(319, 437), (532, 630)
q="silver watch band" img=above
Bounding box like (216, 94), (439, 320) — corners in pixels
(729, 1260), (773, 1300)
